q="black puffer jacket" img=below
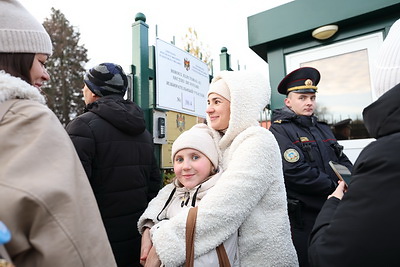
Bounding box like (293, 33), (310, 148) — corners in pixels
(66, 95), (161, 267)
(309, 83), (400, 267)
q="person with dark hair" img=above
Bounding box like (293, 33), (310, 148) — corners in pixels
(269, 67), (353, 267)
(0, 0), (116, 266)
(66, 63), (161, 267)
(308, 18), (400, 267)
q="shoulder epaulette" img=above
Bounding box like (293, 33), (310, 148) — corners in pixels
(273, 119), (290, 124)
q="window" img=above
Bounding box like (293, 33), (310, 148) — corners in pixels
(285, 32), (383, 162)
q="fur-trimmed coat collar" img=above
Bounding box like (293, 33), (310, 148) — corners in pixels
(0, 71), (45, 104)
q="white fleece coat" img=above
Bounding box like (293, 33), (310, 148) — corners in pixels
(0, 71), (116, 266)
(151, 172), (239, 267)
(138, 71), (298, 266)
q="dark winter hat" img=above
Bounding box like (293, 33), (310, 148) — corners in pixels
(84, 63), (128, 97)
(278, 67), (320, 95)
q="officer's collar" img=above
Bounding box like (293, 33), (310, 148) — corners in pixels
(292, 112), (318, 127)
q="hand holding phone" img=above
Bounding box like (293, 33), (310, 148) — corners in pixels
(329, 161), (352, 186)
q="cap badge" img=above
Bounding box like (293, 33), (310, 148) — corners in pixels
(305, 79), (313, 86)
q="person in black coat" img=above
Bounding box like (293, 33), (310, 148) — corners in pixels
(66, 63), (161, 267)
(309, 18), (400, 267)
(269, 67), (353, 267)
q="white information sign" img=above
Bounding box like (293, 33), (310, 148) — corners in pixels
(155, 38), (209, 117)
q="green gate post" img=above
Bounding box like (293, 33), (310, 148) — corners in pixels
(131, 13), (162, 174)
(219, 47), (233, 71)
(131, 12), (152, 129)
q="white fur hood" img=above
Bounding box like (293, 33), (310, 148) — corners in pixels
(0, 71), (46, 104)
(207, 70), (270, 151)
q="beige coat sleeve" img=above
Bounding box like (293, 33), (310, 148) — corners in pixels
(0, 100), (116, 267)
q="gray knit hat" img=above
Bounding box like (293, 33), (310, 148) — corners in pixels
(84, 63), (128, 97)
(373, 18), (400, 99)
(0, 0), (52, 55)
(171, 123), (219, 169)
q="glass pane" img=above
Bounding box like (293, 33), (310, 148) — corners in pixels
(301, 49), (372, 140)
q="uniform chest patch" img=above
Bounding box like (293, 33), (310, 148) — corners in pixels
(284, 148), (300, 163)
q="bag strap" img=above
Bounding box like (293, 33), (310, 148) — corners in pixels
(0, 99), (19, 123)
(185, 206), (231, 267)
(185, 207), (198, 267)
(216, 243), (231, 267)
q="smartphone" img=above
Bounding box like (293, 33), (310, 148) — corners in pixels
(329, 161), (351, 186)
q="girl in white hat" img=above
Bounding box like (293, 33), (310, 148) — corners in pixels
(141, 124), (239, 266)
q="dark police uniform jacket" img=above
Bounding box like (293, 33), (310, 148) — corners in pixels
(269, 106), (353, 223)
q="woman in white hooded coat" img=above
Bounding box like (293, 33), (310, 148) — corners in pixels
(138, 70), (298, 267)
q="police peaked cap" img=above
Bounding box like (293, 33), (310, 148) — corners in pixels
(278, 67), (320, 95)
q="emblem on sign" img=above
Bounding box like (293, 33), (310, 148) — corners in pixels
(284, 148), (300, 163)
(184, 58), (190, 71)
(176, 114), (186, 132)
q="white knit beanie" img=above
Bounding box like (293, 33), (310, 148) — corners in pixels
(0, 0), (52, 55)
(171, 124), (219, 169)
(208, 78), (231, 101)
(373, 18), (400, 98)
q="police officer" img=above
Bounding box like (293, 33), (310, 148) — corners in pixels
(269, 67), (353, 267)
